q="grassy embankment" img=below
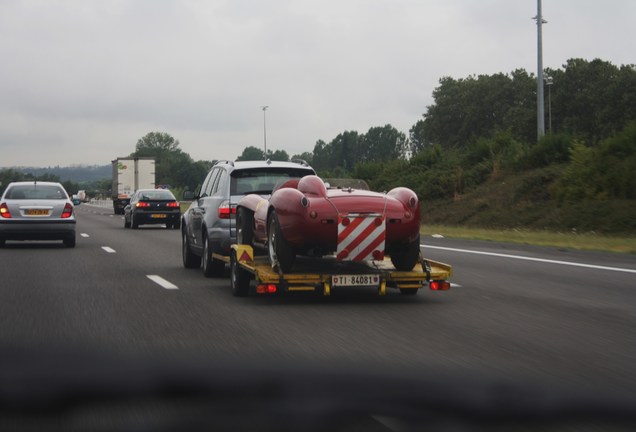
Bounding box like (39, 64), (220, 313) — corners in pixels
(419, 167), (636, 254)
(420, 225), (636, 254)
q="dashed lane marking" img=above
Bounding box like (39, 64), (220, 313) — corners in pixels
(101, 246), (116, 253)
(80, 233), (90, 238)
(147, 275), (178, 290)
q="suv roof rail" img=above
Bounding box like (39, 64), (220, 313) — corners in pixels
(215, 160), (234, 167)
(291, 159), (310, 167)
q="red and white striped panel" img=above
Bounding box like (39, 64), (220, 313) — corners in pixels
(336, 213), (385, 261)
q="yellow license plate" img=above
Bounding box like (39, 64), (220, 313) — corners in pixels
(150, 214), (167, 218)
(26, 209), (50, 216)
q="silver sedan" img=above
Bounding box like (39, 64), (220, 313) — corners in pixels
(0, 181), (76, 247)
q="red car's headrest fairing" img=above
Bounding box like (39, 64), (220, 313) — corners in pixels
(298, 175), (328, 197)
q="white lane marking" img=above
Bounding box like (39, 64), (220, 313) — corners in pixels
(451, 283), (462, 288)
(422, 245), (636, 274)
(101, 246), (116, 253)
(80, 233), (90, 238)
(147, 275), (178, 290)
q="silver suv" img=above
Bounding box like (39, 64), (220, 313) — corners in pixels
(181, 159), (315, 276)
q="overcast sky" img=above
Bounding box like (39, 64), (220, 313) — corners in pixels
(1, 0), (634, 167)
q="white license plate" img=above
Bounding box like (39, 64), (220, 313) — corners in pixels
(332, 274), (380, 287)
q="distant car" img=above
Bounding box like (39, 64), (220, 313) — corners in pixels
(237, 175), (421, 272)
(123, 189), (181, 229)
(181, 159), (316, 276)
(0, 181), (76, 248)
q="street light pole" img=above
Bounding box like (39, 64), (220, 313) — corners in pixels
(261, 106), (268, 157)
(545, 75), (553, 134)
(533, 0), (547, 140)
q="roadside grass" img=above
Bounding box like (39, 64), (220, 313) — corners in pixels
(421, 225), (636, 255)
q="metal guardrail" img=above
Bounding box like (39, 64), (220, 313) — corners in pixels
(82, 200), (112, 208)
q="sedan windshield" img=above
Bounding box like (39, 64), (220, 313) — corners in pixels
(5, 185), (67, 200)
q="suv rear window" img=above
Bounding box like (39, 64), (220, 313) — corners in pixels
(231, 168), (313, 195)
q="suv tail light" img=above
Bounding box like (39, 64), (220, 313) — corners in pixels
(0, 203), (11, 218)
(61, 203), (73, 219)
(218, 201), (236, 219)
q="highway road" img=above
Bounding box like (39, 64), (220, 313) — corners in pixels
(1, 202), (635, 427)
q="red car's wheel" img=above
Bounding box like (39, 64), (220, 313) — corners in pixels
(389, 235), (421, 271)
(268, 212), (295, 272)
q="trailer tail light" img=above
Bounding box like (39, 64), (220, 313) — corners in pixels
(166, 201), (180, 208)
(0, 203), (11, 218)
(218, 201), (236, 219)
(136, 202), (151, 208)
(256, 284), (277, 294)
(429, 280), (451, 291)
(61, 203), (73, 219)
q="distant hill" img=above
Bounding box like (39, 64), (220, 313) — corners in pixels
(6, 165), (111, 183)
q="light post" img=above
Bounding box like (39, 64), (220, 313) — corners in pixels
(261, 106), (268, 157)
(533, 0), (547, 139)
(545, 75), (553, 134)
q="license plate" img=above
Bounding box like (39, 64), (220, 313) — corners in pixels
(25, 209), (49, 216)
(150, 214), (167, 218)
(332, 274), (380, 287)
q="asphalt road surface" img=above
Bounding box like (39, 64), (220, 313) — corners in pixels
(1, 202), (635, 428)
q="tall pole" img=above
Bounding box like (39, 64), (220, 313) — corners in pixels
(261, 106), (268, 157)
(546, 76), (553, 134)
(534, 0), (547, 139)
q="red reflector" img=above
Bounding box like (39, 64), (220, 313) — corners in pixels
(341, 217), (350, 226)
(372, 250), (384, 260)
(429, 280), (451, 291)
(239, 251), (251, 262)
(0, 203), (11, 218)
(256, 284), (277, 294)
(61, 203), (73, 219)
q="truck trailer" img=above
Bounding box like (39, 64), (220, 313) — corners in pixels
(111, 157), (156, 214)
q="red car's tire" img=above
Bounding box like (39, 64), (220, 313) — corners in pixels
(268, 212), (295, 273)
(237, 207), (254, 246)
(389, 235), (421, 271)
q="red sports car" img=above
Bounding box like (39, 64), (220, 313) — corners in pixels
(236, 175), (421, 272)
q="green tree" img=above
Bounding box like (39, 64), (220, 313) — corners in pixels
(359, 125), (408, 163)
(291, 152), (314, 166)
(134, 131), (180, 156)
(236, 146), (265, 161)
(551, 58), (636, 144)
(421, 71), (535, 149)
(267, 149), (289, 161)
